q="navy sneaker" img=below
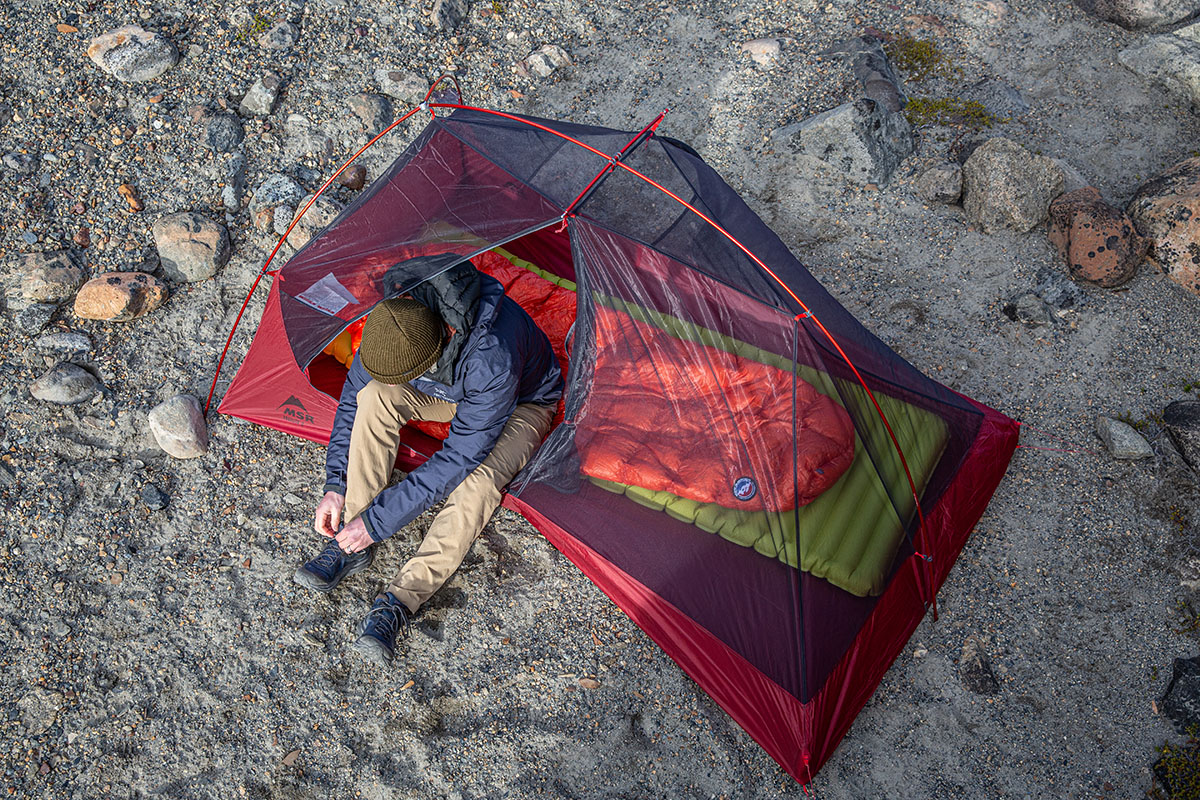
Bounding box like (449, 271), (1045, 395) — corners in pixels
(352, 592), (410, 667)
(292, 540), (374, 593)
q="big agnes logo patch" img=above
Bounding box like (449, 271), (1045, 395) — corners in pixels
(278, 395), (315, 425)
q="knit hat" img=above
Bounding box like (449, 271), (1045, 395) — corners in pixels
(357, 298), (445, 384)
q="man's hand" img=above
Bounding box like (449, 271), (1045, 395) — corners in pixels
(335, 516), (374, 553)
(314, 491), (345, 537)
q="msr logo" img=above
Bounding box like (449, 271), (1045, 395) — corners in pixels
(278, 395), (315, 426)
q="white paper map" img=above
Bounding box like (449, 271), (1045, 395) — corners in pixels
(295, 272), (357, 316)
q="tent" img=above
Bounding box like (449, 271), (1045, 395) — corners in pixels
(216, 99), (1018, 784)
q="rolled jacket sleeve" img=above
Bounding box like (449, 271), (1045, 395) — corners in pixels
(324, 356), (372, 495)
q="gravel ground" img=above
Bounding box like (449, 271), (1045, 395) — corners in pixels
(3, 0), (1200, 797)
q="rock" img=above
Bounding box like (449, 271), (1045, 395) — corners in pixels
(348, 93), (394, 135)
(1003, 292), (1052, 325)
(0, 103), (11, 128)
(1118, 22), (1200, 106)
(958, 78), (1030, 118)
(519, 45), (572, 78)
(17, 688), (63, 736)
(74, 272), (168, 322)
(250, 173), (304, 232)
(959, 636), (1000, 695)
(823, 36), (907, 113)
(772, 98), (914, 186)
(273, 206), (296, 236)
(287, 194), (344, 249)
(148, 394), (209, 459)
(1095, 416), (1154, 459)
(19, 250), (87, 303)
(29, 363), (100, 405)
(240, 71), (283, 117)
(1076, 0), (1199, 28)
(222, 154), (247, 212)
(258, 21), (300, 49)
(141, 484), (169, 510)
(961, 138), (1064, 233)
(151, 212), (232, 282)
(1127, 157), (1200, 296)
(1032, 266), (1087, 311)
(1164, 401), (1200, 470)
(432, 0), (469, 30)
(1162, 655), (1200, 734)
(741, 38), (781, 67)
(283, 492), (303, 505)
(916, 162), (962, 203)
(34, 331), (92, 356)
(375, 69), (429, 105)
(285, 114), (333, 161)
(205, 114), (244, 153)
(1047, 187), (1147, 288)
(3, 151), (37, 174)
(16, 303), (57, 334)
(337, 164), (367, 190)
(73, 227), (91, 249)
(87, 25), (178, 82)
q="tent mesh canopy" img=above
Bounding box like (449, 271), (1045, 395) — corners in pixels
(220, 107), (1017, 783)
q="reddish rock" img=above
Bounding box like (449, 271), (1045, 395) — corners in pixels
(337, 164), (366, 191)
(74, 272), (168, 322)
(1128, 157), (1200, 296)
(1048, 187), (1147, 288)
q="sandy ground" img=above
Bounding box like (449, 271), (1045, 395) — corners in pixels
(3, 0), (1200, 797)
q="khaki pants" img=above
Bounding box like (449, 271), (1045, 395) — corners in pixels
(343, 379), (554, 614)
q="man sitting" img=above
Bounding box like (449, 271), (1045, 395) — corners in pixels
(294, 261), (562, 666)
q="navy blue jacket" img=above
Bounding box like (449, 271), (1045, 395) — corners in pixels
(324, 274), (562, 541)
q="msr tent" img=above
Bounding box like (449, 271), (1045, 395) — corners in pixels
(215, 96), (1018, 784)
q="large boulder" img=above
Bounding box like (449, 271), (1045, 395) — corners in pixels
(1161, 655), (1200, 734)
(1118, 21), (1200, 105)
(772, 98), (914, 185)
(87, 25), (178, 82)
(1127, 156), (1200, 296)
(74, 272), (168, 321)
(148, 395), (209, 459)
(1077, 0), (1200, 29)
(1164, 400), (1200, 470)
(1047, 187), (1147, 287)
(19, 249), (87, 303)
(962, 138), (1064, 233)
(152, 212), (232, 282)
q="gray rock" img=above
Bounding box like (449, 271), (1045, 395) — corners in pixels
(1033, 266), (1087, 311)
(1076, 0), (1200, 28)
(141, 484), (169, 510)
(240, 71), (283, 117)
(33, 331), (92, 356)
(0, 103), (11, 128)
(519, 44), (572, 78)
(823, 36), (908, 113)
(432, 0), (469, 30)
(1096, 415), (1154, 459)
(348, 93), (394, 135)
(286, 194), (344, 249)
(222, 154), (247, 212)
(961, 138), (1064, 233)
(17, 688), (63, 736)
(250, 173), (304, 232)
(958, 78), (1030, 118)
(284, 114), (333, 161)
(916, 162), (963, 203)
(1118, 21), (1200, 106)
(741, 38), (782, 67)
(258, 21), (300, 49)
(1162, 655), (1200, 734)
(273, 205), (296, 236)
(87, 25), (178, 82)
(283, 492), (303, 505)
(1165, 400), (1200, 470)
(3, 151), (37, 174)
(29, 363), (100, 405)
(19, 249), (86, 303)
(375, 69), (429, 105)
(16, 303), (58, 335)
(152, 212), (232, 283)
(773, 98), (914, 185)
(1004, 292), (1052, 326)
(205, 113), (244, 153)
(959, 636), (1000, 695)
(147, 394), (209, 459)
